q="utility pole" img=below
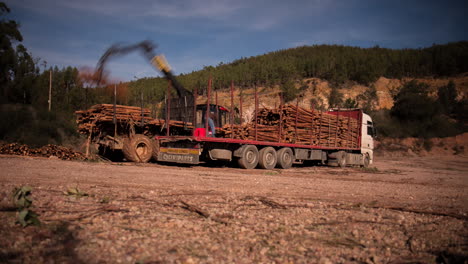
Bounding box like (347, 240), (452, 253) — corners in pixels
(48, 69), (52, 111)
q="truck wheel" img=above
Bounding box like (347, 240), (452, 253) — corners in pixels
(151, 138), (160, 161)
(122, 134), (153, 163)
(258, 147), (277, 170)
(336, 151), (347, 168)
(237, 145), (259, 169)
(276, 147), (293, 169)
(362, 154), (370, 168)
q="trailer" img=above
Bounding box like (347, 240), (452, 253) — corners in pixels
(154, 81), (376, 169)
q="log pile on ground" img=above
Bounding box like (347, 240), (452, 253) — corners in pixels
(219, 105), (359, 148)
(75, 104), (192, 136)
(0, 143), (86, 160)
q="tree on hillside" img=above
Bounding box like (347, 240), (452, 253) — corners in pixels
(10, 44), (38, 104)
(391, 80), (438, 122)
(388, 80), (462, 137)
(280, 79), (299, 103)
(437, 80), (457, 116)
(328, 86), (343, 108)
(357, 84), (378, 112)
(0, 2), (23, 102)
(343, 98), (358, 109)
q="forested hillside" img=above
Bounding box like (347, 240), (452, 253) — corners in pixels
(124, 41), (468, 106)
(176, 41), (468, 88)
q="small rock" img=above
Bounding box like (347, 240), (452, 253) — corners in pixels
(352, 229), (359, 237)
(184, 257), (196, 264)
(49, 155), (58, 160)
(297, 246), (306, 253)
(319, 257), (333, 264)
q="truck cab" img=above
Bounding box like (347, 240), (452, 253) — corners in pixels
(195, 104), (230, 129)
(361, 113), (376, 166)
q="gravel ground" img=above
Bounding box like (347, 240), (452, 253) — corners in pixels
(0, 154), (467, 263)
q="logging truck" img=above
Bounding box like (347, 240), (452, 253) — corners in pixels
(83, 40), (376, 168)
(154, 87), (376, 169)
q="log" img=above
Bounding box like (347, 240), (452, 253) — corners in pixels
(219, 105), (360, 147)
(75, 104), (193, 136)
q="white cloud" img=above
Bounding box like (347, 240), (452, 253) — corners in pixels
(145, 0), (245, 19)
(10, 0), (336, 32)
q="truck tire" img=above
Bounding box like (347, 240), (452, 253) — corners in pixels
(258, 147), (277, 170)
(336, 151), (347, 168)
(362, 154), (370, 168)
(122, 134), (153, 163)
(276, 147), (293, 169)
(237, 145), (259, 169)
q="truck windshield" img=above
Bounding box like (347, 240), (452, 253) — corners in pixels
(196, 107), (229, 128)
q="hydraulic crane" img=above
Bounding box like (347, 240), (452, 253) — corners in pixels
(95, 40), (192, 98)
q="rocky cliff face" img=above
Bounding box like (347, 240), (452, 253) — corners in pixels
(209, 74), (468, 121)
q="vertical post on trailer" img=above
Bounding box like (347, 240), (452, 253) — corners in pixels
(215, 90), (219, 128)
(141, 91), (144, 127)
(230, 81), (234, 139)
(318, 111), (323, 146)
(351, 116), (354, 148)
(166, 80), (171, 137)
(193, 85), (197, 133)
(254, 84), (258, 141)
(205, 77), (211, 137)
(334, 112), (339, 148)
(327, 112), (331, 147)
(278, 93), (283, 143)
(309, 103), (314, 145)
(347, 114), (351, 148)
(113, 84), (117, 139)
(240, 91), (243, 125)
(295, 99), (299, 143)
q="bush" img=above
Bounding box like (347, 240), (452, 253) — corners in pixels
(0, 105), (80, 147)
(371, 109), (461, 139)
(328, 86), (343, 108)
(280, 79), (300, 103)
(391, 80), (440, 122)
(370, 110), (405, 138)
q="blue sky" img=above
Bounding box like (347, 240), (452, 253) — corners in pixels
(5, 0), (468, 81)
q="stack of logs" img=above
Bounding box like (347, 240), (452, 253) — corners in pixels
(219, 105), (360, 148)
(0, 143), (87, 160)
(75, 104), (191, 135)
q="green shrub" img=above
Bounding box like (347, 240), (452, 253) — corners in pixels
(0, 105), (80, 147)
(280, 79), (300, 103)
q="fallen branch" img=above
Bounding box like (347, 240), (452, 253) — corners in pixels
(368, 206), (468, 221)
(258, 197), (287, 209)
(179, 201), (228, 225)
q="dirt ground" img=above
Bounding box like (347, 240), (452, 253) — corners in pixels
(0, 154), (467, 263)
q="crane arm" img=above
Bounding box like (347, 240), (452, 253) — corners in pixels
(95, 40), (192, 98)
